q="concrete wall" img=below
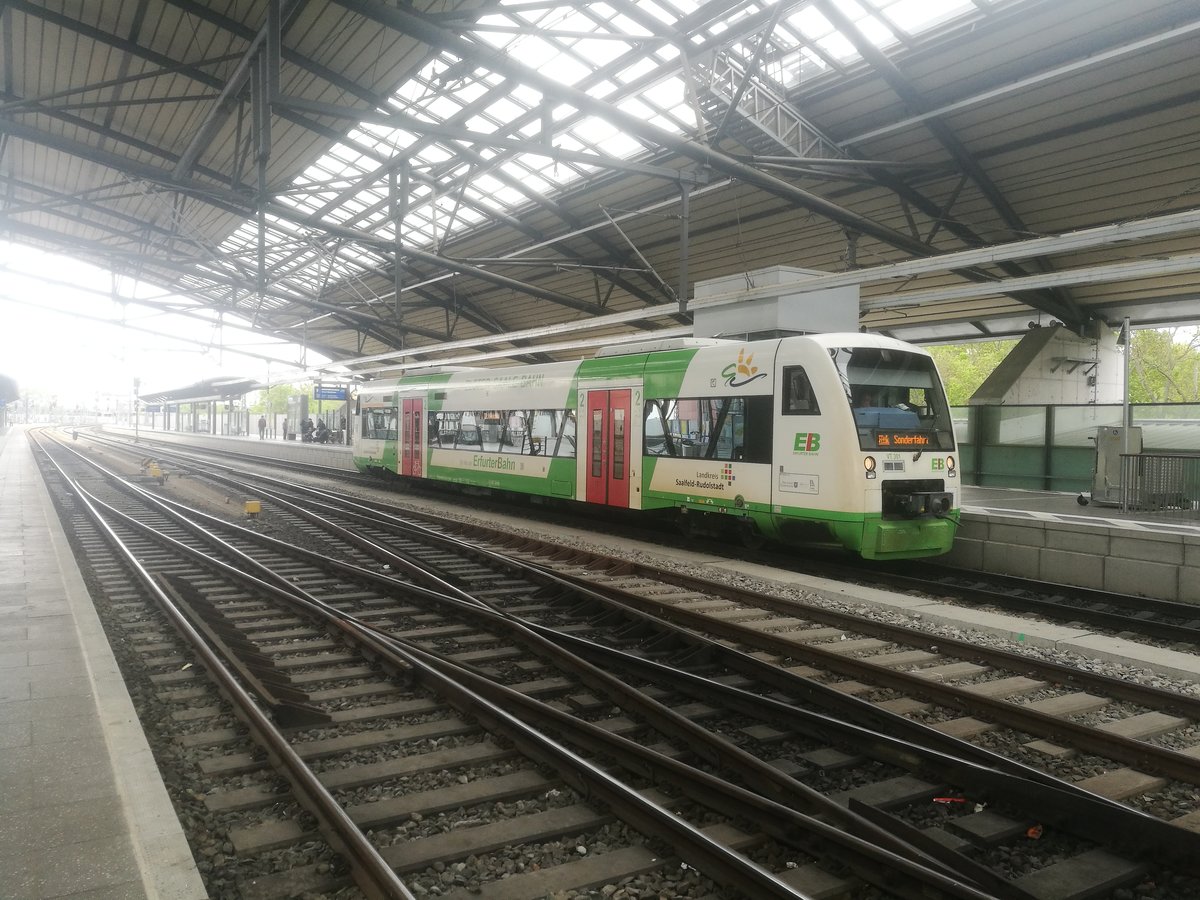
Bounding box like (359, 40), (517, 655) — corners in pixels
(972, 324), (1124, 406)
(942, 511), (1200, 604)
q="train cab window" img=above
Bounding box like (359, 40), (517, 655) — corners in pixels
(362, 408), (396, 441)
(782, 367), (819, 415)
(830, 346), (955, 451)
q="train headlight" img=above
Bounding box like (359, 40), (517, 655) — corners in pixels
(864, 456), (877, 479)
(946, 455), (956, 477)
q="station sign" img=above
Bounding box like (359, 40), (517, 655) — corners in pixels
(314, 386), (347, 401)
(144, 404), (163, 413)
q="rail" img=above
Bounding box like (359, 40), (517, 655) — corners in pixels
(1120, 452), (1200, 517)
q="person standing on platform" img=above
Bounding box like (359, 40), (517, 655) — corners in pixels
(258, 415), (267, 439)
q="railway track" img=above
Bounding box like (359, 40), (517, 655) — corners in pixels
(31, 432), (1002, 898)
(95, 426), (1200, 644)
(39, 429), (1200, 898)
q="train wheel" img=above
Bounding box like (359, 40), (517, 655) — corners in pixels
(677, 512), (701, 540)
(737, 520), (766, 550)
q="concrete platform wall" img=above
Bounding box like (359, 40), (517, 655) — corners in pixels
(943, 513), (1200, 604)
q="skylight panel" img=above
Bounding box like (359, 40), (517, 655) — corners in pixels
(583, 79), (619, 101)
(615, 56), (657, 84)
(500, 161), (552, 194)
(640, 77), (686, 111)
(510, 83), (541, 108)
(571, 38), (628, 69)
(538, 50), (592, 88)
(514, 36), (561, 69)
(881, 0), (975, 34)
(449, 79), (490, 107)
(637, 1), (680, 27)
(425, 94), (464, 121)
(609, 12), (651, 36)
(471, 172), (509, 199)
(473, 16), (519, 51)
(654, 44), (679, 62)
(483, 97), (525, 125)
(416, 145), (454, 165)
(552, 6), (604, 32)
(569, 116), (618, 150)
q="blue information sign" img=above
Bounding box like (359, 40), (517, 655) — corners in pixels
(314, 387), (347, 401)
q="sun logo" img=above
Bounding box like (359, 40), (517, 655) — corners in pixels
(721, 348), (769, 388)
(736, 349), (757, 378)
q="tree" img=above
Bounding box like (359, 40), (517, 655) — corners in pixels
(1128, 327), (1200, 403)
(926, 340), (1016, 406)
(924, 328), (1200, 406)
(251, 383), (311, 415)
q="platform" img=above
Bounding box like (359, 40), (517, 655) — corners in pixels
(952, 485), (1200, 603)
(0, 426), (206, 899)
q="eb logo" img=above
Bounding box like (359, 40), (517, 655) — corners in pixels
(931, 458), (946, 471)
(793, 433), (821, 453)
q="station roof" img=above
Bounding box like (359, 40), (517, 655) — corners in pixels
(139, 377), (263, 405)
(2, 0), (1197, 376)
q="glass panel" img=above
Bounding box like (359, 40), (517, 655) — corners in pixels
(591, 409), (603, 477)
(993, 406), (1046, 446)
(1052, 404), (1121, 446)
(362, 407), (396, 440)
(830, 346), (954, 451)
(781, 366), (819, 415)
(612, 408), (625, 480)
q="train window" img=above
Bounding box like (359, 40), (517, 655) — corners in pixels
(591, 410), (603, 477)
(782, 367), (819, 415)
(424, 408), (576, 457)
(831, 346), (956, 451)
(612, 408), (625, 480)
(362, 408), (396, 441)
(643, 396), (771, 463)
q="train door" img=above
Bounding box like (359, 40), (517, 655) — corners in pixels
(400, 398), (423, 478)
(584, 389), (631, 508)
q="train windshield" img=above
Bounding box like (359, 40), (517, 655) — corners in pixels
(829, 347), (955, 452)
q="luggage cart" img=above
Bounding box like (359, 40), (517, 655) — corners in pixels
(1077, 426), (1141, 507)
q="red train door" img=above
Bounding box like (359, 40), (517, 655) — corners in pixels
(585, 389), (631, 508)
(401, 398), (423, 478)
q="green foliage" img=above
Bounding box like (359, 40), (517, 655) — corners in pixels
(251, 382), (310, 414)
(1129, 328), (1200, 403)
(925, 340), (1016, 406)
(925, 328), (1200, 406)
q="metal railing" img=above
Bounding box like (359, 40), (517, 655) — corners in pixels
(1120, 453), (1200, 517)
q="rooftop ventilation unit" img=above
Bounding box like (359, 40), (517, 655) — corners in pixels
(692, 266), (860, 338)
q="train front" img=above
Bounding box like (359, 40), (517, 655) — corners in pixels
(823, 339), (959, 559)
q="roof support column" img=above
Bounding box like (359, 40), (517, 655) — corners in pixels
(678, 181), (690, 315)
(390, 163), (408, 349)
(253, 1), (279, 315)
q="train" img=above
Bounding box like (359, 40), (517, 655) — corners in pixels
(352, 333), (959, 560)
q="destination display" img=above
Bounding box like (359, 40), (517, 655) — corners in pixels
(873, 431), (932, 448)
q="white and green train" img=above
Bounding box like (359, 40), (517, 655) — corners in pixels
(353, 333), (959, 560)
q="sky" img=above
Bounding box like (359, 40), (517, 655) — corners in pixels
(0, 242), (329, 408)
